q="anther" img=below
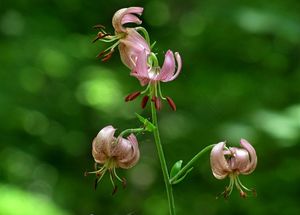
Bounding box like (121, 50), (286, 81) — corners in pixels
(166, 96), (176, 111)
(96, 51), (105, 58)
(125, 91), (141, 102)
(155, 97), (162, 110)
(112, 186), (118, 195)
(102, 50), (114, 62)
(240, 191), (247, 198)
(141, 95), (149, 108)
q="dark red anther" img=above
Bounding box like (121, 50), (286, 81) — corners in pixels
(240, 191), (247, 198)
(125, 91), (141, 102)
(112, 186), (118, 195)
(141, 95), (149, 108)
(96, 51), (105, 58)
(102, 50), (114, 62)
(154, 97), (162, 110)
(151, 96), (155, 102)
(151, 96), (161, 110)
(166, 96), (177, 111)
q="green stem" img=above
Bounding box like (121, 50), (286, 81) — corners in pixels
(151, 99), (176, 215)
(170, 144), (215, 184)
(118, 128), (145, 138)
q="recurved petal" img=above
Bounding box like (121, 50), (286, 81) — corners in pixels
(156, 50), (175, 81)
(92, 125), (116, 163)
(112, 7), (144, 33)
(122, 14), (142, 25)
(159, 51), (182, 82)
(92, 137), (107, 164)
(118, 134), (140, 169)
(239, 139), (257, 174)
(210, 142), (232, 179)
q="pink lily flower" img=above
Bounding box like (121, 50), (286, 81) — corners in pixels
(93, 7), (149, 64)
(210, 139), (257, 198)
(125, 49), (182, 110)
(85, 125), (140, 194)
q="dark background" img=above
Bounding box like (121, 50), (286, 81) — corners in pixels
(1, 0), (300, 214)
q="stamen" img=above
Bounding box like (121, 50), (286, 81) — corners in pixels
(141, 95), (149, 108)
(216, 175), (234, 199)
(93, 24), (106, 29)
(155, 97), (161, 110)
(236, 176), (257, 197)
(92, 36), (100, 43)
(96, 51), (105, 58)
(92, 33), (111, 43)
(166, 96), (176, 111)
(109, 170), (118, 195)
(240, 190), (247, 198)
(94, 178), (99, 190)
(112, 185), (118, 195)
(94, 169), (107, 190)
(125, 91), (141, 102)
(122, 177), (127, 189)
(102, 50), (114, 62)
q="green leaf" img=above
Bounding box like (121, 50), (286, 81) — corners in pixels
(151, 41), (157, 49)
(170, 160), (183, 178)
(135, 113), (156, 132)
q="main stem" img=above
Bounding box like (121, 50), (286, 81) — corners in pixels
(151, 101), (176, 215)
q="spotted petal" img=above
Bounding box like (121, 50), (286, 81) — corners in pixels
(92, 125), (116, 163)
(117, 134), (140, 169)
(239, 139), (257, 174)
(210, 142), (232, 179)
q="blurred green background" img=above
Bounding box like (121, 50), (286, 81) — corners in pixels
(1, 0), (300, 214)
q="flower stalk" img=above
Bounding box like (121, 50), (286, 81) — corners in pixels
(150, 88), (176, 215)
(170, 144), (215, 184)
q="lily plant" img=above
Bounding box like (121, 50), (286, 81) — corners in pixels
(86, 7), (258, 215)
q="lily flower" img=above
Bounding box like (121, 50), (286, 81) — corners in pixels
(210, 139), (257, 198)
(85, 125), (140, 194)
(93, 7), (150, 65)
(125, 49), (182, 111)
